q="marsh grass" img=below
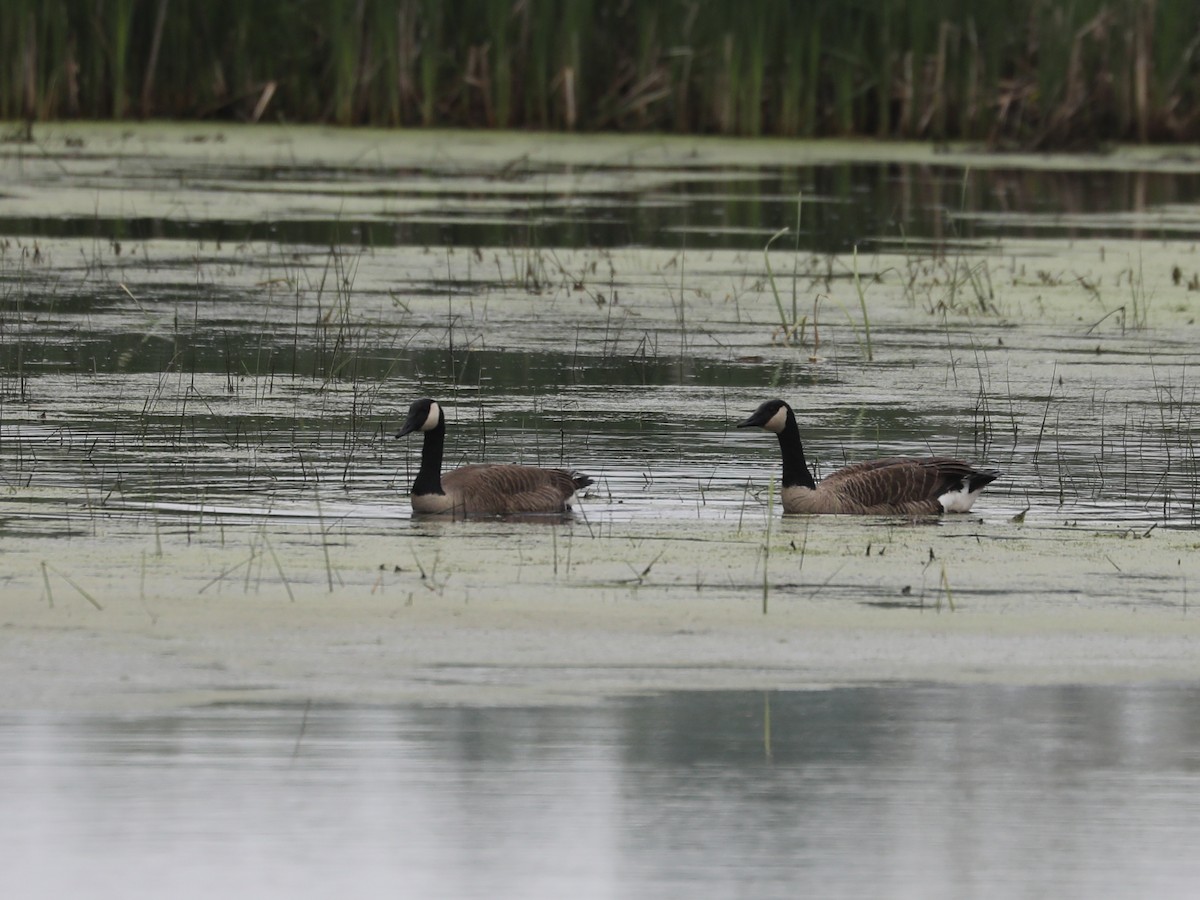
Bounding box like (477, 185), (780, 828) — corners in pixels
(1126, 254), (1153, 330)
(762, 475), (773, 614)
(0, 259), (33, 404)
(850, 246), (873, 362)
(260, 528), (296, 602)
(39, 561), (53, 608)
(4, 1), (1197, 145)
(39, 561), (103, 609)
(762, 692), (773, 760)
(937, 563), (955, 613)
(763, 211), (807, 348)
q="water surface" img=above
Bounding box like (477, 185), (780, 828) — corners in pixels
(2, 127), (1197, 533)
(4, 686), (1199, 899)
(2, 131), (1200, 900)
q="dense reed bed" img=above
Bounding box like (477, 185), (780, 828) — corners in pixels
(3, 0), (1198, 145)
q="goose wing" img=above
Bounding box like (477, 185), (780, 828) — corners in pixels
(443, 464), (587, 514)
(820, 457), (988, 513)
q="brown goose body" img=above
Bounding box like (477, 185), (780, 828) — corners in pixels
(738, 399), (1000, 516)
(397, 398), (592, 517)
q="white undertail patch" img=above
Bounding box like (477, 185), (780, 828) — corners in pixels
(421, 401), (442, 432)
(937, 478), (984, 513)
(764, 405), (789, 434)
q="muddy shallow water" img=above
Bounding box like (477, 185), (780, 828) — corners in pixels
(2, 124), (1199, 896)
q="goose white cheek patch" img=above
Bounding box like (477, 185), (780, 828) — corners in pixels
(764, 406), (788, 433)
(422, 401), (442, 432)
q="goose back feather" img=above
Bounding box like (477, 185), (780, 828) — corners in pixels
(738, 399), (1000, 516)
(397, 398), (592, 517)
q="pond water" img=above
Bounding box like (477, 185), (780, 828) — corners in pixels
(5, 686), (1200, 899)
(2, 127), (1197, 532)
(2, 125), (1200, 896)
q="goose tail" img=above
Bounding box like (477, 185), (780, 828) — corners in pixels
(939, 468), (1002, 513)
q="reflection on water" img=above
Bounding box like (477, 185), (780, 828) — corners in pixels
(5, 162), (1200, 253)
(3, 686), (1200, 899)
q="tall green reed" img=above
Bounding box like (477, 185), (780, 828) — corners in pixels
(1, 0), (1195, 146)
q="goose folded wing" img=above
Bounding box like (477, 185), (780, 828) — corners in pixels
(442, 464), (582, 513)
(822, 457), (975, 509)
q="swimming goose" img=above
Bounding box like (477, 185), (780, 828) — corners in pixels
(737, 399), (1000, 515)
(396, 397), (592, 516)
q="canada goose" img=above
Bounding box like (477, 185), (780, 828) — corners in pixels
(737, 399), (1000, 515)
(395, 397), (592, 516)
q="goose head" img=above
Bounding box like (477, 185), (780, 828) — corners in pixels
(396, 398), (444, 438)
(737, 398), (793, 434)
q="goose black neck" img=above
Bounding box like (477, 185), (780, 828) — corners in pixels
(413, 423), (447, 496)
(777, 413), (817, 490)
